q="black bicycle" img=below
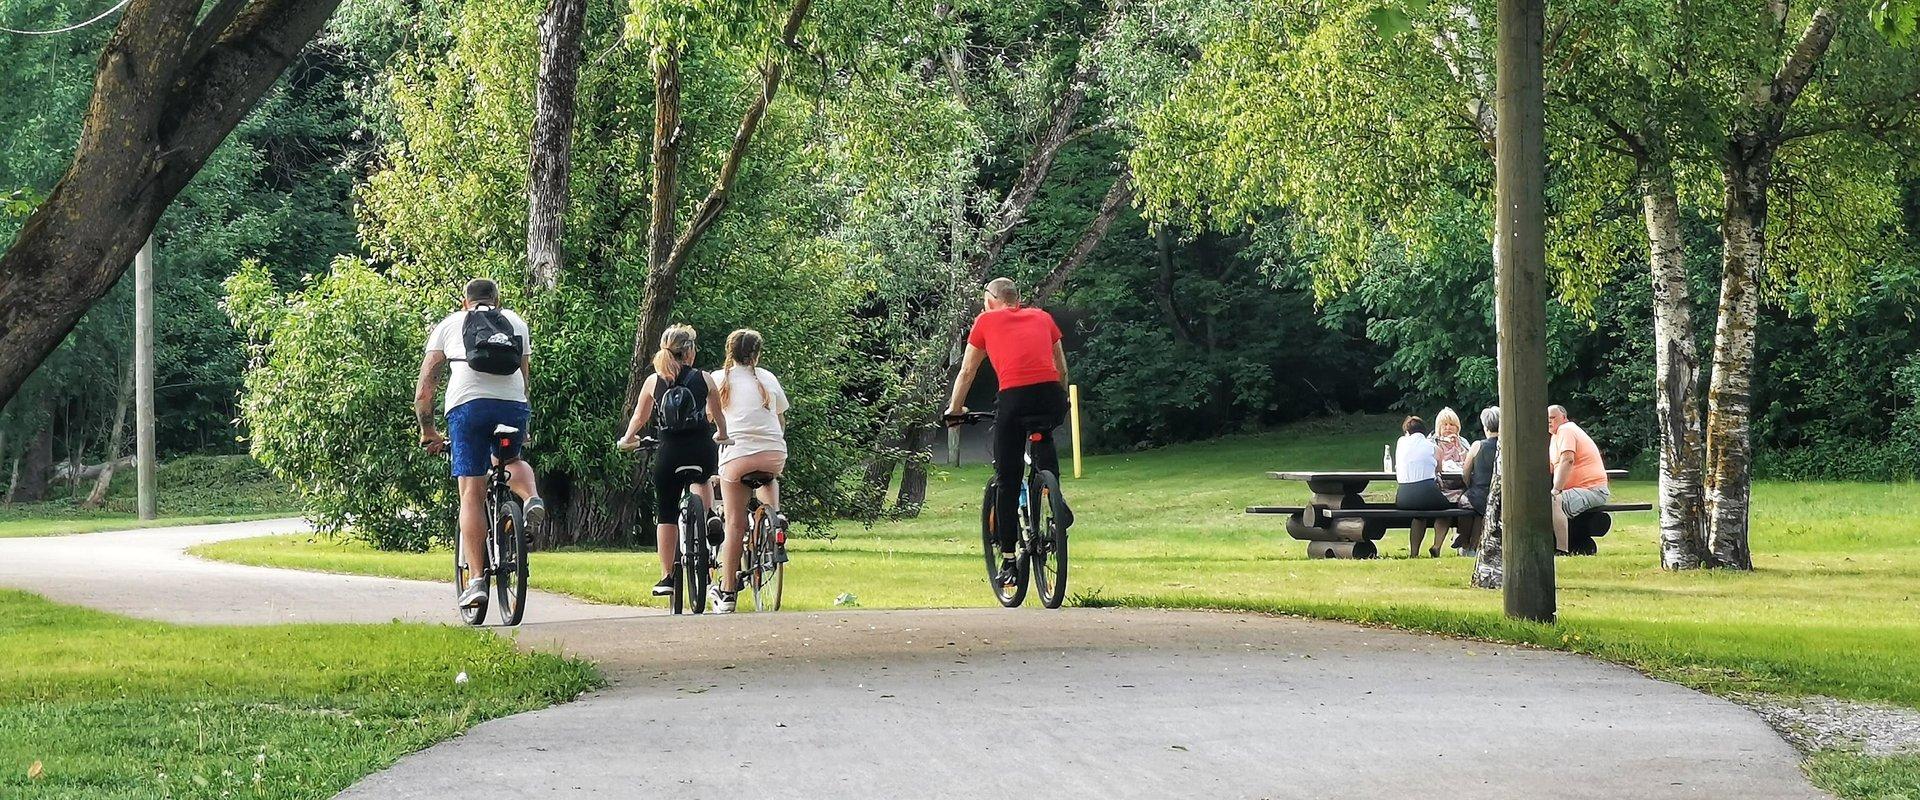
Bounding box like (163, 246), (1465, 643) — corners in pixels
(454, 424), (530, 626)
(627, 436), (713, 615)
(945, 411), (1070, 609)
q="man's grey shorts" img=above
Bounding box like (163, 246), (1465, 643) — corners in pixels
(1559, 486), (1610, 517)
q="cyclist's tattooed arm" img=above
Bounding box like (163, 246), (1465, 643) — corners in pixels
(415, 350), (447, 447)
(1053, 341), (1070, 388)
(946, 344), (987, 418)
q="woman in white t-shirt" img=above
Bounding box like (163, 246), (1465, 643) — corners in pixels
(710, 329), (791, 610)
(1394, 415), (1453, 557)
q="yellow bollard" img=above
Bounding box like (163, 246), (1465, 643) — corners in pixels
(1070, 384), (1083, 479)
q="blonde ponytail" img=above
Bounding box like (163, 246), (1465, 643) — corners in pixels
(653, 324), (697, 384)
(718, 328), (770, 410)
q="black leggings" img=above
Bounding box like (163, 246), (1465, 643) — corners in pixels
(992, 383), (1067, 550)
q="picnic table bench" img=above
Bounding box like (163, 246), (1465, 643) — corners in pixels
(1246, 470), (1645, 559)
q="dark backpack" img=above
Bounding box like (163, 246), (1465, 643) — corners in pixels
(655, 366), (707, 433)
(457, 307), (523, 376)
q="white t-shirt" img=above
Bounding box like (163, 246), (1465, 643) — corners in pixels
(1395, 433), (1438, 483)
(425, 308), (531, 412)
(713, 365), (790, 464)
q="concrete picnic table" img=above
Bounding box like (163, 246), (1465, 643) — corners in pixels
(1250, 469), (1638, 559)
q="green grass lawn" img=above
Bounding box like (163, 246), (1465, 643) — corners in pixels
(0, 589), (596, 799)
(0, 455), (299, 538)
(198, 414), (1920, 795)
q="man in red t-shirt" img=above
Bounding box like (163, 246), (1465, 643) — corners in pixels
(946, 277), (1072, 586)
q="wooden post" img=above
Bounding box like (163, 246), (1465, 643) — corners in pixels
(1494, 0), (1554, 622)
(947, 424), (960, 467)
(135, 236), (157, 521)
(1069, 384), (1082, 479)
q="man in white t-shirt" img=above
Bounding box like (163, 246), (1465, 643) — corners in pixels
(414, 278), (546, 610)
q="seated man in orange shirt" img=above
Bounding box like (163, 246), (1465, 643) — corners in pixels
(1548, 404), (1610, 553)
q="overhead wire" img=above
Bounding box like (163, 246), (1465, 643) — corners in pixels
(0, 0), (131, 36)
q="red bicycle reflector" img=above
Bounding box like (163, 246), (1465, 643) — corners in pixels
(499, 438), (511, 447)
(776, 530), (786, 545)
(1028, 433), (1044, 442)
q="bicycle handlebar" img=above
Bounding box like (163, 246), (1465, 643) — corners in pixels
(942, 411), (995, 427)
(619, 435), (660, 453)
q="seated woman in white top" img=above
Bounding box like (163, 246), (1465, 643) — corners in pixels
(710, 329), (791, 612)
(1394, 415), (1454, 558)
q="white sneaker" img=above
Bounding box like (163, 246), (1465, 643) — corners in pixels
(709, 585), (737, 614)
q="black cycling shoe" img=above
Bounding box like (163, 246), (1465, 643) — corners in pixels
(994, 558), (1020, 587)
(651, 574), (676, 597)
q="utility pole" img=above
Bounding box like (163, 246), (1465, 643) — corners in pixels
(1495, 0), (1554, 622)
(135, 236), (157, 520)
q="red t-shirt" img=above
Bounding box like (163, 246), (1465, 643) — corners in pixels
(967, 307), (1062, 390)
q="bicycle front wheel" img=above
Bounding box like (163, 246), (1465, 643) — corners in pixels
(494, 497), (529, 626)
(1030, 471), (1069, 609)
(980, 482), (1026, 608)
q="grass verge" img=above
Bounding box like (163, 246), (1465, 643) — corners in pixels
(0, 455), (298, 538)
(0, 589), (597, 799)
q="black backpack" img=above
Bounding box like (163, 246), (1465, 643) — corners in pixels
(655, 366), (707, 433)
(457, 307), (523, 376)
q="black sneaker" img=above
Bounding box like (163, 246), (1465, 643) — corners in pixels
(994, 558), (1020, 587)
(458, 577), (488, 608)
(652, 574), (676, 597)
(525, 497), (548, 526)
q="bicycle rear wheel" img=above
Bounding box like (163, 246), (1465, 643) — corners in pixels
(1030, 471), (1069, 609)
(980, 482), (1027, 608)
(494, 496), (529, 626)
(681, 496), (709, 614)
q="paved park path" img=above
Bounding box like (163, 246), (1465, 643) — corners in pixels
(0, 520), (1828, 799)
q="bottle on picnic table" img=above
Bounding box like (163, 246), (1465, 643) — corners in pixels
(1383, 445), (1393, 473)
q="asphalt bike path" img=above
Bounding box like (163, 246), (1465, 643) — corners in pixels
(0, 520), (1827, 799)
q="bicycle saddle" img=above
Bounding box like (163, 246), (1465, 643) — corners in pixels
(493, 424), (521, 435)
(739, 471), (777, 489)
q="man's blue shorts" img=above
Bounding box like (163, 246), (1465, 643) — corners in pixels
(447, 399), (531, 478)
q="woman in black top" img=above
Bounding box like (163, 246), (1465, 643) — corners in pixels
(618, 324), (729, 597)
(1457, 406), (1500, 553)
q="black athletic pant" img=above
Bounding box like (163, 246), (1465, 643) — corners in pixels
(992, 382), (1068, 551)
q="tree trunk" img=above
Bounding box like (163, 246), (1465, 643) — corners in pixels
(84, 365), (136, 508)
(11, 424), (54, 504)
(0, 0), (345, 409)
(525, 0), (589, 290)
(1704, 152), (1767, 571)
(623, 46), (684, 414)
(1699, 4), (1837, 571)
(1493, 0), (1554, 623)
(623, 0), (813, 414)
(894, 423), (934, 514)
(534, 470), (647, 549)
(1643, 183), (1707, 570)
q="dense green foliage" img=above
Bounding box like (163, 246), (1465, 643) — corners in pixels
(6, 0), (1920, 548)
(0, 589), (595, 798)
